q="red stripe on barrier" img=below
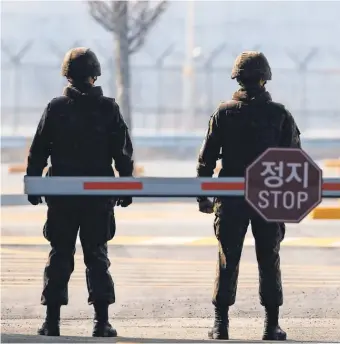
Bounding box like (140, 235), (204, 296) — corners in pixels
(83, 182), (143, 190)
(202, 182), (340, 192)
(322, 182), (340, 191)
(201, 182), (245, 191)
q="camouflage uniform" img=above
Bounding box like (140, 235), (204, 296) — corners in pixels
(26, 47), (133, 338)
(197, 51), (301, 341)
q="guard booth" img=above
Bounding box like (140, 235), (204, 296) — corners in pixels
(24, 148), (340, 223)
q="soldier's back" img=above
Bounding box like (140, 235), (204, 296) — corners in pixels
(47, 87), (119, 177)
(218, 92), (288, 177)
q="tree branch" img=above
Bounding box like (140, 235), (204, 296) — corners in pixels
(0, 40), (33, 63)
(128, 1), (168, 54)
(88, 1), (116, 33)
(112, 0), (128, 21)
(88, 0), (168, 54)
(1, 40), (14, 59)
(128, 3), (148, 53)
(129, 0), (149, 23)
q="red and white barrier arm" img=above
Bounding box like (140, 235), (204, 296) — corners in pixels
(24, 177), (340, 198)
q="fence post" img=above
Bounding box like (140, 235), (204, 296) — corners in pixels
(155, 44), (175, 130)
(182, 0), (196, 129)
(285, 47), (319, 130)
(203, 43), (226, 112)
(1, 40), (33, 135)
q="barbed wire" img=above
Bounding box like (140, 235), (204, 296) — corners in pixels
(1, 39), (340, 69)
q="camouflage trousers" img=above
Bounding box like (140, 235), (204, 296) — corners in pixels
(212, 197), (285, 308)
(41, 201), (116, 306)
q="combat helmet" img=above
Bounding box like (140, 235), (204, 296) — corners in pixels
(61, 47), (101, 79)
(231, 51), (272, 81)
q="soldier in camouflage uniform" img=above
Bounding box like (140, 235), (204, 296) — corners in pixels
(197, 51), (301, 340)
(26, 47), (134, 337)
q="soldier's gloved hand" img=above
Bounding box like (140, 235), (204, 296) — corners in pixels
(116, 196), (132, 207)
(198, 197), (214, 214)
(28, 195), (42, 206)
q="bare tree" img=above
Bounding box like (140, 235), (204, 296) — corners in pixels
(88, 0), (168, 130)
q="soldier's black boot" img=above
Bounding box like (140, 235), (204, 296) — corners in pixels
(208, 306), (229, 340)
(92, 302), (117, 337)
(262, 307), (287, 340)
(37, 304), (61, 336)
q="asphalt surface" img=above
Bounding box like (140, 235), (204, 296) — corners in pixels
(1, 202), (340, 342)
(1, 162), (340, 342)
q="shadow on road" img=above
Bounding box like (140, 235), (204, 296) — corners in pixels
(0, 333), (311, 343)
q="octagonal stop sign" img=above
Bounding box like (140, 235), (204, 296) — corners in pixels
(245, 148), (323, 223)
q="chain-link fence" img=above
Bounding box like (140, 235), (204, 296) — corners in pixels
(1, 41), (340, 136)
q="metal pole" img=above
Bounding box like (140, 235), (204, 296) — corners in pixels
(155, 44), (174, 130)
(204, 43), (226, 112)
(1, 40), (33, 135)
(182, 0), (195, 129)
(156, 63), (162, 130)
(205, 63), (213, 112)
(12, 66), (20, 135)
(285, 48), (318, 130)
(109, 56), (115, 97)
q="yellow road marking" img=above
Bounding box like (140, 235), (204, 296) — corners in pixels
(285, 237), (340, 246)
(2, 276), (339, 283)
(2, 265), (340, 277)
(1, 209), (204, 224)
(189, 237), (218, 245)
(0, 236), (152, 245)
(1, 279), (337, 287)
(2, 247), (340, 270)
(2, 259), (340, 272)
(1, 236), (340, 247)
(1, 283), (339, 289)
(2, 248), (339, 289)
(189, 237), (340, 247)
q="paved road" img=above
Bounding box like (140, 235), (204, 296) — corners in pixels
(1, 203), (340, 342)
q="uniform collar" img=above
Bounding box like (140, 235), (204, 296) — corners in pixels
(232, 87), (272, 102)
(63, 84), (103, 99)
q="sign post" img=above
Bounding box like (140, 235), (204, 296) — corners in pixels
(245, 148), (323, 223)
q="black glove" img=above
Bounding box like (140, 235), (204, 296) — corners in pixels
(198, 197), (214, 214)
(28, 195), (42, 206)
(116, 196), (132, 208)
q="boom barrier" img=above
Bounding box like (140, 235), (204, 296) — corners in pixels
(21, 148), (340, 223)
(24, 176), (340, 198)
